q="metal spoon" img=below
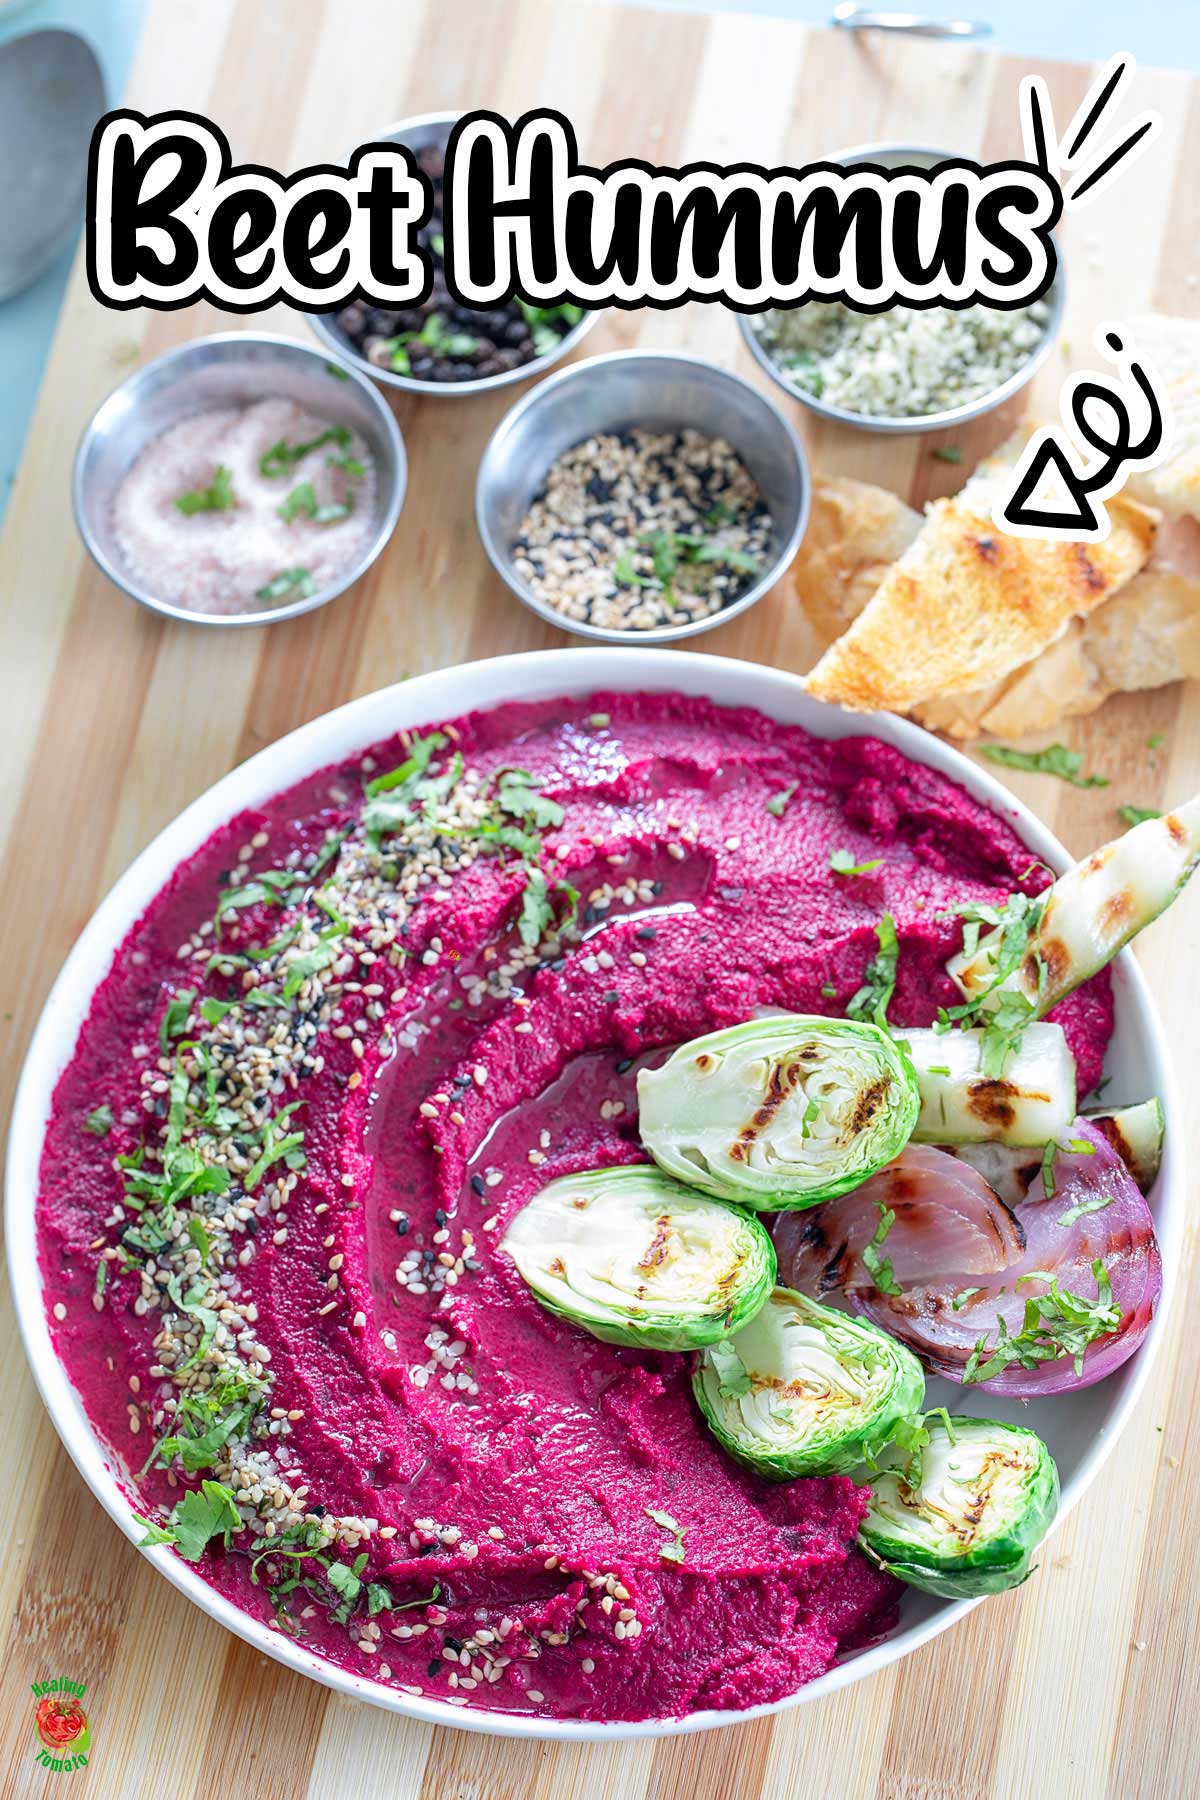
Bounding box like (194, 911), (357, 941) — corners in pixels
(0, 26), (106, 302)
(831, 3), (991, 40)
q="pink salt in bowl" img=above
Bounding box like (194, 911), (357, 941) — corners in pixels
(73, 332), (407, 628)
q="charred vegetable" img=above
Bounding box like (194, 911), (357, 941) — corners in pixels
(859, 1414), (1059, 1598)
(907, 1021), (1076, 1147)
(854, 1120), (1161, 1396)
(950, 798), (1200, 1016)
(951, 1098), (1165, 1203)
(693, 1286), (925, 1479)
(772, 1143), (1025, 1300)
(501, 1164), (775, 1351)
(1083, 1098), (1164, 1194)
(638, 1015), (919, 1211)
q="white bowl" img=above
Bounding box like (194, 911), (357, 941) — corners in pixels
(6, 648), (1181, 1741)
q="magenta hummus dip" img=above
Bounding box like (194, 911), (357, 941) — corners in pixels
(37, 693), (1112, 1722)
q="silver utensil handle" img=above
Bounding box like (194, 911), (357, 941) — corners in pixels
(831, 3), (992, 40)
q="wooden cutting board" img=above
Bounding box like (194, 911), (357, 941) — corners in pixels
(1, 2), (1197, 1794)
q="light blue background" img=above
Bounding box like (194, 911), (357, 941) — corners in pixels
(1, 0), (1196, 521)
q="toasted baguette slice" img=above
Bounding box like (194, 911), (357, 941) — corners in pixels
(804, 430), (1157, 714)
(791, 477), (921, 651)
(916, 515), (1200, 738)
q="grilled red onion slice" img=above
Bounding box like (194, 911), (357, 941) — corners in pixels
(772, 1143), (1026, 1299)
(853, 1120), (1161, 1395)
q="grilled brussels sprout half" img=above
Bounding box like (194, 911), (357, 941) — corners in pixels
(638, 1015), (920, 1210)
(693, 1286), (926, 1479)
(859, 1415), (1059, 1598)
(501, 1165), (775, 1351)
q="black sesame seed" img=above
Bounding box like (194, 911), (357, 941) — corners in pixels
(434, 1207), (447, 1227)
(395, 1213), (410, 1237)
(470, 1175), (486, 1197)
(616, 1057), (634, 1074)
(635, 926), (657, 941)
(427, 1657), (442, 1676)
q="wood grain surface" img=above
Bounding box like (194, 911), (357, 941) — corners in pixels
(1, 3), (1197, 1795)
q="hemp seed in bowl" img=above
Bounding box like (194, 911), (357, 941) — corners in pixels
(512, 429), (773, 632)
(750, 299), (1053, 421)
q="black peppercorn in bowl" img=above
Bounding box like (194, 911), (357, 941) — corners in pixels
(307, 111), (602, 398)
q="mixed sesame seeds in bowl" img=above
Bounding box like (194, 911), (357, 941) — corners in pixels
(740, 144), (1064, 436)
(475, 351), (810, 643)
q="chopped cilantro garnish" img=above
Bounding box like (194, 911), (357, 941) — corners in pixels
(1041, 1138), (1058, 1198)
(767, 781), (798, 818)
(931, 446), (962, 463)
(199, 996), (238, 1027)
(937, 889), (1046, 1076)
(494, 766), (565, 832)
(243, 1103), (305, 1192)
(979, 742), (1109, 789)
(830, 848), (883, 876)
(381, 313), (480, 373)
(175, 464), (235, 515)
(327, 449), (366, 477)
(515, 298), (584, 356)
(159, 989), (196, 1053)
(847, 913), (898, 1029)
(645, 1507), (687, 1564)
(139, 1478), (241, 1561)
(613, 546), (649, 588)
(862, 1408), (955, 1488)
(278, 481), (318, 523)
(259, 425), (351, 478)
(256, 568), (316, 602)
(83, 1103), (114, 1137)
(1118, 804), (1161, 827)
(517, 866), (577, 948)
(963, 1260), (1120, 1383)
(862, 1200), (901, 1295)
(1057, 1192), (1115, 1227)
(709, 1338), (752, 1399)
(216, 867), (295, 925)
(363, 731), (450, 842)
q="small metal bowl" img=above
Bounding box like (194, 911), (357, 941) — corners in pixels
(73, 332), (406, 628)
(739, 142), (1065, 436)
(307, 110), (602, 398)
(475, 350), (811, 645)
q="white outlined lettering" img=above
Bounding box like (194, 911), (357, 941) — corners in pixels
(87, 110), (431, 312)
(87, 105), (1063, 315)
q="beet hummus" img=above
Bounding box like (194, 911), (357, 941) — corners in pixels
(37, 692), (1112, 1722)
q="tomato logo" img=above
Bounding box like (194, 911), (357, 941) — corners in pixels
(35, 1694), (91, 1755)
